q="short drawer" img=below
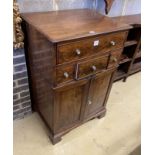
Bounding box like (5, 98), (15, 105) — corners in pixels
(57, 31), (127, 64)
(108, 49), (123, 68)
(75, 54), (110, 80)
(56, 65), (75, 85)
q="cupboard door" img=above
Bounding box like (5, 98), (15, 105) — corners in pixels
(53, 80), (89, 133)
(84, 69), (115, 118)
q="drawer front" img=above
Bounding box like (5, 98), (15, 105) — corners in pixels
(108, 49), (123, 68)
(76, 54), (110, 80)
(57, 31), (127, 64)
(56, 65), (75, 85)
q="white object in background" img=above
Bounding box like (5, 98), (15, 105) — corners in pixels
(122, 0), (128, 15)
(93, 0), (98, 10)
(53, 0), (59, 11)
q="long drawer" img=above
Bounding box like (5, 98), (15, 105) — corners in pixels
(57, 31), (127, 64)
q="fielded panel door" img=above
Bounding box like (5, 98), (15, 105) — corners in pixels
(84, 69), (115, 118)
(53, 80), (89, 133)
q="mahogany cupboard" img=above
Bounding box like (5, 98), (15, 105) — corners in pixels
(21, 9), (132, 144)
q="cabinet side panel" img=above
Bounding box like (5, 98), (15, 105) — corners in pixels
(24, 23), (56, 131)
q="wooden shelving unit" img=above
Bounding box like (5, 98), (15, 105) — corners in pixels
(135, 50), (141, 59)
(129, 57), (141, 75)
(124, 40), (138, 47)
(114, 70), (127, 81)
(112, 14), (141, 82)
(129, 63), (141, 75)
(119, 54), (132, 64)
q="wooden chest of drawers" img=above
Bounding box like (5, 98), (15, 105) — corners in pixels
(21, 9), (131, 144)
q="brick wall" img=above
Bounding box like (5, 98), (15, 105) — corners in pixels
(13, 48), (32, 120)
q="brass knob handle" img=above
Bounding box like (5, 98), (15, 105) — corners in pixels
(112, 57), (117, 62)
(88, 100), (92, 105)
(110, 41), (116, 46)
(91, 65), (97, 71)
(75, 49), (81, 55)
(64, 72), (69, 78)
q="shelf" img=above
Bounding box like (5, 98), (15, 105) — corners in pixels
(129, 68), (141, 75)
(130, 62), (141, 74)
(124, 40), (138, 47)
(119, 58), (131, 64)
(119, 54), (132, 64)
(126, 27), (141, 43)
(135, 51), (141, 59)
(123, 45), (137, 58)
(114, 70), (126, 81)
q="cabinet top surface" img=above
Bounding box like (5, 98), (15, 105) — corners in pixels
(112, 14), (141, 26)
(21, 9), (131, 43)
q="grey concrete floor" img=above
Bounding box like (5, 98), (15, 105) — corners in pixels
(14, 73), (141, 155)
